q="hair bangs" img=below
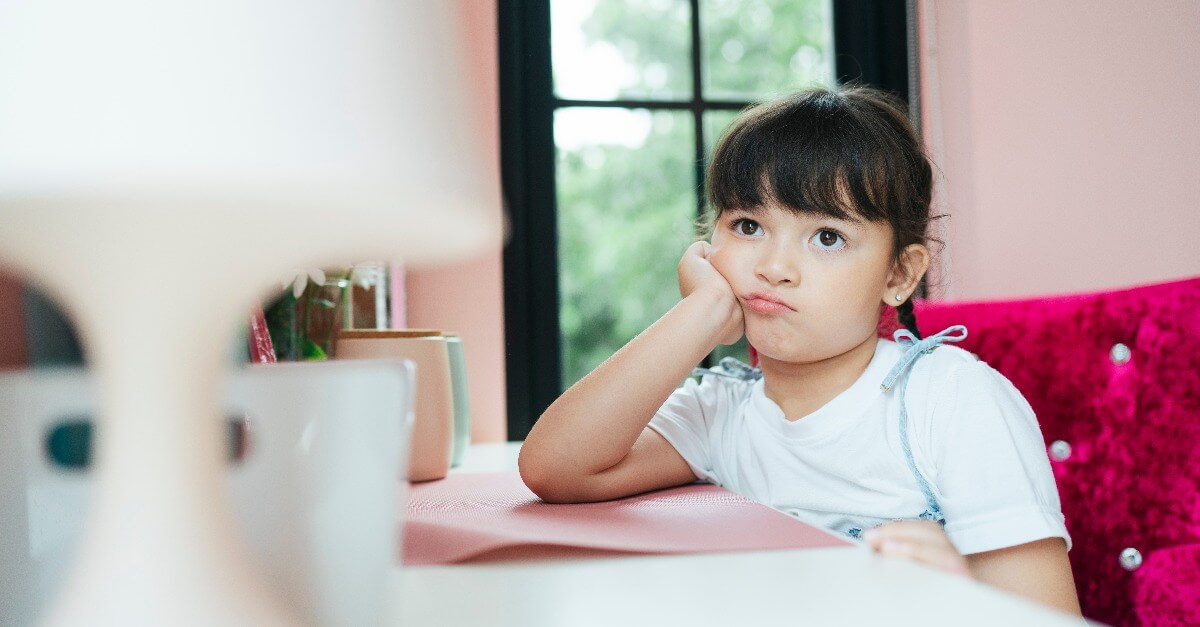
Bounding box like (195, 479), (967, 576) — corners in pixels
(707, 90), (900, 226)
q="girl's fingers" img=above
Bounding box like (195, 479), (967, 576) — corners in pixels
(678, 241), (725, 298)
(863, 520), (972, 578)
(877, 539), (971, 577)
(862, 519), (944, 548)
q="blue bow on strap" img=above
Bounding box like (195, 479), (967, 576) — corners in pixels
(880, 325), (969, 392)
(877, 324), (969, 526)
(692, 356), (763, 382)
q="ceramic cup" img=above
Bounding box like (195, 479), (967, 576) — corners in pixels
(335, 330), (454, 482)
(443, 334), (471, 467)
(227, 361), (412, 627)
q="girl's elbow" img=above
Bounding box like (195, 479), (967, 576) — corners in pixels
(517, 448), (587, 504)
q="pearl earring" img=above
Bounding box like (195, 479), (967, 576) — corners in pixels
(895, 294), (904, 302)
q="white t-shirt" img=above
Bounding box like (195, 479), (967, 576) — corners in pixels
(648, 338), (1071, 556)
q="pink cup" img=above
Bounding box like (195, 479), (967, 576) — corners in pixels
(335, 329), (454, 482)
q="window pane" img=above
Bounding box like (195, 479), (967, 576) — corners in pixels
(703, 109), (742, 159)
(700, 0), (835, 101)
(551, 0), (692, 101)
(556, 108), (697, 387)
(701, 110), (750, 366)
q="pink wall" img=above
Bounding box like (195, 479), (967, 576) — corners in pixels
(406, 0), (508, 443)
(918, 0), (1200, 300)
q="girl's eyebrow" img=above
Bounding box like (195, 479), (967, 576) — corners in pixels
(784, 207), (870, 226)
(823, 213), (865, 226)
(725, 205), (867, 226)
(792, 205), (867, 226)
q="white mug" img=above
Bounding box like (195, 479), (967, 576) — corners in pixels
(0, 360), (413, 627)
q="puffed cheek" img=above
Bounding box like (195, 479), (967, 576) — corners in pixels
(705, 244), (737, 275)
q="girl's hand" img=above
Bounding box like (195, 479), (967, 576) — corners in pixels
(677, 241), (743, 345)
(863, 520), (972, 578)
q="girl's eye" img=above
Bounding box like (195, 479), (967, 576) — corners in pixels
(734, 219), (761, 236)
(812, 229), (845, 250)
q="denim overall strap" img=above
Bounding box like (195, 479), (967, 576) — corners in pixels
(692, 356), (763, 382)
(879, 325), (969, 525)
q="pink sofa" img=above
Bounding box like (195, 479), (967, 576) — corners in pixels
(905, 277), (1200, 626)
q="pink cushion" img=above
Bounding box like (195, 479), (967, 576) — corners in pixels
(899, 277), (1200, 626)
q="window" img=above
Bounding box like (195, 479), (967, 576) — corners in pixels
(501, 0), (914, 439)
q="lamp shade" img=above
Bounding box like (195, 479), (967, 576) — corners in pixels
(0, 0), (499, 278)
(0, 1), (499, 624)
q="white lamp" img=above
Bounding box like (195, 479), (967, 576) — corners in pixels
(0, 1), (499, 624)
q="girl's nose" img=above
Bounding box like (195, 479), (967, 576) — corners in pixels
(754, 244), (799, 286)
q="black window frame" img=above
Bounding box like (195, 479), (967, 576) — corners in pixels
(500, 0), (917, 440)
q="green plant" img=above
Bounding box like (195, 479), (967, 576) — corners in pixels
(264, 265), (383, 361)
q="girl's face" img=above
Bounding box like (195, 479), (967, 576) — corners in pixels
(708, 202), (907, 365)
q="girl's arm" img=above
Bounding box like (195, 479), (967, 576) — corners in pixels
(967, 537), (1081, 616)
(865, 522), (1082, 616)
(519, 242), (743, 503)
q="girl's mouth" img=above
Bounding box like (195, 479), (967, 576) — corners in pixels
(743, 292), (795, 315)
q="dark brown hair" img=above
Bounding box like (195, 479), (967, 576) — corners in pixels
(705, 85), (938, 337)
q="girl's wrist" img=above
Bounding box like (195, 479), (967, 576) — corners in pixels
(687, 284), (738, 313)
(684, 286), (742, 340)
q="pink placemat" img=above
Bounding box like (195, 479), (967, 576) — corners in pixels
(401, 472), (849, 566)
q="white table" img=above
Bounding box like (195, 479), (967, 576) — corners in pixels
(389, 443), (1087, 626)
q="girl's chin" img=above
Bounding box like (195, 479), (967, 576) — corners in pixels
(743, 333), (807, 363)
(746, 327), (879, 365)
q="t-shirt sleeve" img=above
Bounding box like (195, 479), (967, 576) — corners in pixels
(647, 375), (724, 484)
(928, 360), (1072, 556)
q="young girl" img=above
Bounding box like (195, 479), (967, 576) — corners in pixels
(519, 86), (1080, 615)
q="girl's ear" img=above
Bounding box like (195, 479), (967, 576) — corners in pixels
(883, 243), (930, 304)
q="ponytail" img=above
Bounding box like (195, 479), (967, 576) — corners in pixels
(896, 299), (921, 339)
